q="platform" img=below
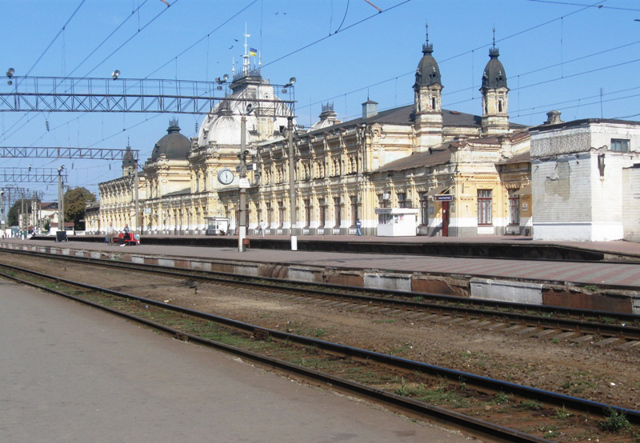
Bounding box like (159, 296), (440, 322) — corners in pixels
(2, 237), (640, 314)
(0, 279), (469, 442)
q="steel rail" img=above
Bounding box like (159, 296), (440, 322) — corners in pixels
(1, 261), (639, 429)
(3, 247), (640, 341)
(0, 264), (549, 443)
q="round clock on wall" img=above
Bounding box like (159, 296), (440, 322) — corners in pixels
(217, 168), (234, 185)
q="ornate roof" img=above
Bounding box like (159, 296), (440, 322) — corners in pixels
(481, 46), (508, 90)
(414, 24), (441, 88)
(122, 145), (136, 169)
(151, 119), (191, 161)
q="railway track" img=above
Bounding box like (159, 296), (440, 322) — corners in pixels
(1, 256), (640, 441)
(3, 248), (640, 349)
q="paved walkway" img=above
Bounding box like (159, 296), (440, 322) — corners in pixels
(0, 280), (470, 442)
(5, 237), (640, 289)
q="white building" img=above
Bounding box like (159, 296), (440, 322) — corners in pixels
(530, 116), (640, 241)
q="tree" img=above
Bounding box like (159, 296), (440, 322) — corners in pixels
(7, 198), (35, 227)
(64, 187), (96, 230)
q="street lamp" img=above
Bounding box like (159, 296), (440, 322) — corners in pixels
(6, 67), (14, 85)
(215, 74), (229, 90)
(287, 116), (297, 251)
(57, 165), (66, 242)
(279, 77), (298, 251)
(238, 103), (253, 252)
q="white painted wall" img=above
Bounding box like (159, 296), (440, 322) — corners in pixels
(531, 120), (640, 241)
(623, 166), (640, 241)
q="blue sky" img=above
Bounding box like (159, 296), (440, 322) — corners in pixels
(2, 0), (639, 201)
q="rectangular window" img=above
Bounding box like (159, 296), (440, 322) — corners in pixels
(303, 199), (310, 228)
(350, 196), (358, 225)
(319, 198), (326, 227)
(477, 190), (492, 226)
(611, 139), (629, 152)
(278, 201), (284, 228)
(334, 197), (341, 228)
(509, 194), (520, 225)
(420, 193), (429, 225)
(397, 192), (408, 208)
(378, 194), (387, 208)
(267, 202), (272, 226)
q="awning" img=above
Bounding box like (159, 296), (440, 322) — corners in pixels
(512, 184), (531, 196)
(425, 185), (451, 196)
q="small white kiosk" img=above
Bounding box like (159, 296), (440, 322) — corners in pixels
(375, 208), (419, 237)
(205, 217), (230, 235)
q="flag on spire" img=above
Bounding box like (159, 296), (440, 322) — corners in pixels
(249, 47), (258, 56)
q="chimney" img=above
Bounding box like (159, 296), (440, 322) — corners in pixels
(544, 110), (563, 125)
(362, 99), (378, 119)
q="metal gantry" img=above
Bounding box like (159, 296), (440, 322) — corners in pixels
(0, 147), (139, 161)
(0, 73), (297, 237)
(1, 186), (31, 207)
(0, 168), (68, 183)
(0, 76), (295, 116)
(1, 187), (39, 229)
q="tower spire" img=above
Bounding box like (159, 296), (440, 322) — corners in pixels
(489, 26), (499, 58)
(242, 23), (251, 76)
(422, 21), (433, 54)
(426, 22), (429, 46)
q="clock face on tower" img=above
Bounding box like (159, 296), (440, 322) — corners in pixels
(217, 168), (234, 185)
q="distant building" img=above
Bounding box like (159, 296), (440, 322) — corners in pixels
(90, 26), (640, 242)
(90, 25), (531, 238)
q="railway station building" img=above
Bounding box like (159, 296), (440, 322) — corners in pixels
(93, 28), (637, 240)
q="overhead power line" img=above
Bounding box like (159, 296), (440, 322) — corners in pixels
(25, 0), (87, 77)
(524, 0), (640, 12)
(301, 0), (612, 113)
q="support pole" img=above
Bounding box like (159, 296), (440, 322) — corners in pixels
(238, 113), (247, 252)
(288, 116), (297, 251)
(134, 161), (140, 235)
(57, 166), (65, 240)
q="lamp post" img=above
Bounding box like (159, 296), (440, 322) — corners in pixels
(57, 165), (65, 241)
(20, 192), (24, 238)
(237, 104), (253, 252)
(282, 77), (297, 251)
(134, 161), (140, 235)
(287, 116), (297, 251)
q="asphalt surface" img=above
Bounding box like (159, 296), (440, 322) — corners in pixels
(0, 280), (472, 443)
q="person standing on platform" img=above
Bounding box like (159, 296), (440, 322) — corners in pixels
(106, 222), (114, 245)
(259, 220), (266, 237)
(356, 218), (362, 236)
(120, 224), (130, 247)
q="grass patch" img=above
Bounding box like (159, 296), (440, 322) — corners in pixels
(599, 408), (631, 433)
(599, 316), (616, 325)
(492, 391), (510, 405)
(343, 368), (382, 384)
(553, 406), (571, 420)
(537, 425), (559, 439)
(561, 370), (597, 394)
(517, 400), (543, 411)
